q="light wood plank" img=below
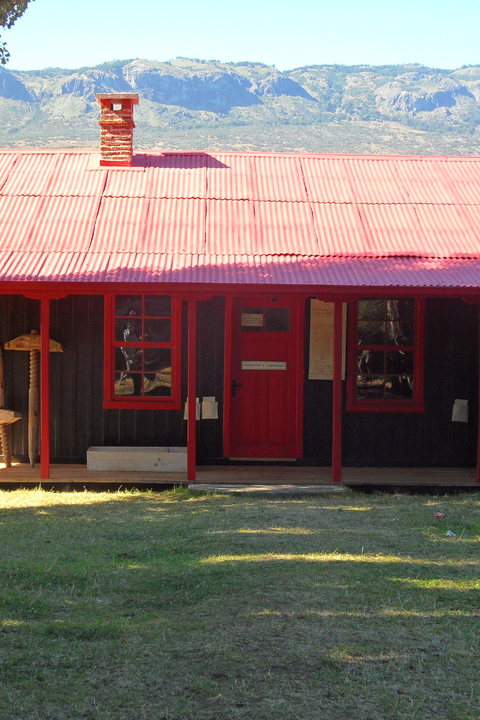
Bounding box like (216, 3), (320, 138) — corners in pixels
(0, 463), (477, 487)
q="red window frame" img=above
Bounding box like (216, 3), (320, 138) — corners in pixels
(347, 297), (424, 413)
(103, 294), (182, 410)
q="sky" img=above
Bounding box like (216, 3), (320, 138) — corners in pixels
(3, 0), (480, 72)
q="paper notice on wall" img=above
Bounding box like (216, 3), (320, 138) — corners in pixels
(451, 398), (468, 423)
(241, 313), (263, 327)
(308, 300), (347, 380)
(202, 396), (219, 420)
(184, 397), (200, 420)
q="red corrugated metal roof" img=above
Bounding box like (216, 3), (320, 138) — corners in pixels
(0, 250), (479, 287)
(1, 148), (480, 287)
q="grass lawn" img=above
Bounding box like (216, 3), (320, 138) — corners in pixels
(0, 487), (479, 720)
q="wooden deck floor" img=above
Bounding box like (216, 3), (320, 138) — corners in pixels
(0, 463), (478, 488)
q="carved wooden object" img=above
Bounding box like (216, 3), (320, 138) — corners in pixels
(0, 349), (22, 468)
(4, 330), (62, 468)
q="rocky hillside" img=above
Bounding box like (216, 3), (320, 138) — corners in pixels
(1, 58), (480, 154)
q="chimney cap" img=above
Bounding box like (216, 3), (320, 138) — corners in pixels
(95, 93), (139, 104)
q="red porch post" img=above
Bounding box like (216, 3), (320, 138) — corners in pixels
(40, 297), (51, 480)
(332, 300), (343, 482)
(187, 299), (197, 482)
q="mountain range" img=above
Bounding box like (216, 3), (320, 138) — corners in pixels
(1, 57), (480, 154)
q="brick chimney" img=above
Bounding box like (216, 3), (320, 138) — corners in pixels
(95, 93), (139, 166)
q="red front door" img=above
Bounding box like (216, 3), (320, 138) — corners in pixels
(228, 297), (303, 459)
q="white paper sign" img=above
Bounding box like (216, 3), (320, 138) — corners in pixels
(451, 399), (468, 423)
(202, 396), (219, 420)
(183, 397), (200, 420)
(241, 361), (287, 370)
(241, 313), (263, 327)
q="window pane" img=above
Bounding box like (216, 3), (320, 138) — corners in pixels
(114, 372), (143, 397)
(358, 299), (386, 320)
(385, 376), (414, 400)
(385, 322), (414, 346)
(386, 298), (413, 322)
(115, 347), (142, 372)
(356, 375), (385, 400)
(144, 319), (171, 342)
(386, 351), (413, 375)
(265, 308), (290, 331)
(144, 296), (171, 317)
(144, 349), (172, 395)
(115, 295), (141, 317)
(357, 350), (384, 375)
(144, 348), (171, 372)
(115, 318), (141, 342)
(358, 321), (385, 345)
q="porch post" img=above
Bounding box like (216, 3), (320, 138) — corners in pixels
(332, 300), (343, 483)
(40, 297), (51, 480)
(187, 299), (197, 482)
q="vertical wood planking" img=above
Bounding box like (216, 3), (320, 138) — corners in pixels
(223, 295), (233, 458)
(187, 299), (197, 481)
(40, 297), (50, 479)
(332, 300), (343, 482)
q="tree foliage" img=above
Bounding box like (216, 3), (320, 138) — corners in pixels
(0, 1), (33, 64)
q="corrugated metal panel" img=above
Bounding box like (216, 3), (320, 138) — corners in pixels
(436, 159), (480, 205)
(206, 199), (256, 254)
(311, 202), (368, 255)
(77, 249), (114, 281)
(360, 204), (429, 256)
(252, 155), (308, 201)
(144, 197), (206, 253)
(0, 153), (19, 192)
(90, 197), (149, 253)
(206, 154), (255, 200)
(415, 203), (480, 258)
(0, 249), (49, 281)
(0, 153), (62, 196)
(46, 153), (107, 197)
(345, 157), (410, 204)
(392, 159), (458, 204)
(253, 200), (318, 254)
(0, 195), (44, 250)
(301, 156), (354, 203)
(145, 153), (207, 198)
(28, 196), (100, 252)
(461, 205), (480, 247)
(37, 251), (91, 281)
(104, 165), (147, 198)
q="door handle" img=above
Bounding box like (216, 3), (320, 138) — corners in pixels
(231, 379), (243, 397)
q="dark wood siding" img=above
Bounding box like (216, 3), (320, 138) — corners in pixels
(0, 293), (477, 468)
(196, 297), (225, 461)
(49, 295), (188, 462)
(303, 298), (478, 467)
(0, 294), (40, 459)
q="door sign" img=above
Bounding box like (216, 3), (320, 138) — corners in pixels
(241, 313), (264, 327)
(241, 360), (287, 371)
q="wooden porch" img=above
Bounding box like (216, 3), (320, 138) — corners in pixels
(0, 463), (478, 488)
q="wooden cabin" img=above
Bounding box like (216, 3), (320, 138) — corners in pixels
(0, 92), (479, 486)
